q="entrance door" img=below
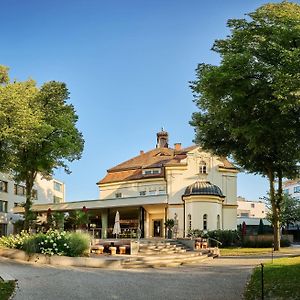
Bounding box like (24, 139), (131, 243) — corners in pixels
(153, 219), (162, 237)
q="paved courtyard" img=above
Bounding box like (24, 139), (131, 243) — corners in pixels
(0, 255), (271, 300)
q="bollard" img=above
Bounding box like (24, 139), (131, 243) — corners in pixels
(261, 263), (264, 300)
(271, 242), (274, 264)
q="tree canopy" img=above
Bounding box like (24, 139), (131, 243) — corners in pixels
(267, 194), (300, 228)
(0, 66), (84, 230)
(0, 67), (42, 171)
(190, 2), (300, 250)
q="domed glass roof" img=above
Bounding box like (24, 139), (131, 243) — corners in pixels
(184, 181), (224, 197)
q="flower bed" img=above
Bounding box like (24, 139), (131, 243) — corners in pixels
(0, 230), (90, 257)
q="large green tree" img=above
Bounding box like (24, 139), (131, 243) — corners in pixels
(267, 194), (300, 229)
(0, 66), (42, 171)
(190, 2), (300, 250)
(13, 81), (84, 230)
(0, 66), (84, 230)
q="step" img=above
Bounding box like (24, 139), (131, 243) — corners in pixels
(122, 253), (212, 268)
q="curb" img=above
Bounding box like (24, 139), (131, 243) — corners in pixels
(0, 248), (123, 269)
(0, 247), (218, 269)
(0, 273), (16, 282)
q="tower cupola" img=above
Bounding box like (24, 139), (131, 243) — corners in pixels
(156, 129), (169, 148)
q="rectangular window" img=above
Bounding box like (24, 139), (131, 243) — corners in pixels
(0, 200), (8, 213)
(294, 186), (300, 193)
(32, 189), (38, 200)
(14, 184), (25, 196)
(251, 203), (255, 208)
(158, 187), (166, 194)
(54, 182), (63, 192)
(115, 193), (122, 198)
(53, 196), (63, 203)
(148, 189), (156, 195)
(139, 191), (146, 196)
(188, 214), (192, 231)
(0, 181), (8, 193)
(0, 224), (7, 237)
(142, 169), (161, 175)
(283, 189), (289, 195)
(241, 213), (249, 217)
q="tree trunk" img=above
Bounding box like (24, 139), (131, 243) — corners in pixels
(268, 171), (280, 251)
(273, 210), (281, 251)
(23, 172), (37, 231)
(274, 171), (284, 251)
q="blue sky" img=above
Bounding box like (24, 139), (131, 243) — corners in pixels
(1, 0), (289, 201)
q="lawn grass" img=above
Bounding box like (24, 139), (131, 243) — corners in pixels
(244, 256), (300, 300)
(0, 280), (15, 300)
(220, 247), (299, 256)
(220, 247), (272, 256)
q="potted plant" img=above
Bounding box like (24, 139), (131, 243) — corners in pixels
(164, 219), (175, 239)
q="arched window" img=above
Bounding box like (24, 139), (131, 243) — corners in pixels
(188, 214), (192, 231)
(203, 214), (207, 230)
(199, 161), (207, 174)
(217, 214), (220, 230)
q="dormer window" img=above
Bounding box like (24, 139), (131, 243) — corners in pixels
(148, 188), (156, 195)
(199, 161), (207, 174)
(142, 168), (161, 175)
(158, 187), (166, 194)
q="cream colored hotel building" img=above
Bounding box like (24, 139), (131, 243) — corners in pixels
(10, 130), (238, 238)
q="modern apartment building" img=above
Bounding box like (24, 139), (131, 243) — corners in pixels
(0, 173), (65, 236)
(283, 179), (300, 200)
(237, 196), (267, 219)
(237, 196), (270, 227)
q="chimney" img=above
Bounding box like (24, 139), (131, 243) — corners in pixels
(174, 143), (181, 151)
(140, 150), (144, 155)
(156, 129), (169, 148)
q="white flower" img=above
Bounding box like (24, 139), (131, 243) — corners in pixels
(53, 243), (57, 247)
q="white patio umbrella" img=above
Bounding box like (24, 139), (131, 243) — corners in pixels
(112, 211), (121, 238)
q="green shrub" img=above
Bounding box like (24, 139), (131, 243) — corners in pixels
(242, 239), (272, 248)
(66, 232), (91, 257)
(0, 231), (31, 249)
(22, 233), (44, 254)
(0, 230), (91, 257)
(242, 238), (291, 248)
(187, 229), (203, 238)
(281, 238), (291, 247)
(206, 230), (241, 247)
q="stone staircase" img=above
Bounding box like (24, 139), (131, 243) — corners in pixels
(137, 240), (188, 255)
(121, 239), (219, 268)
(122, 251), (213, 268)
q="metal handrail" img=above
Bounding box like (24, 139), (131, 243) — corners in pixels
(207, 237), (222, 247)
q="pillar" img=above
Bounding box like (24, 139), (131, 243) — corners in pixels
(139, 207), (145, 238)
(101, 208), (108, 239)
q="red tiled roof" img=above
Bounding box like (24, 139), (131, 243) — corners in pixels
(283, 179), (300, 187)
(108, 148), (175, 172)
(99, 168), (166, 184)
(97, 146), (236, 185)
(218, 157), (236, 169)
